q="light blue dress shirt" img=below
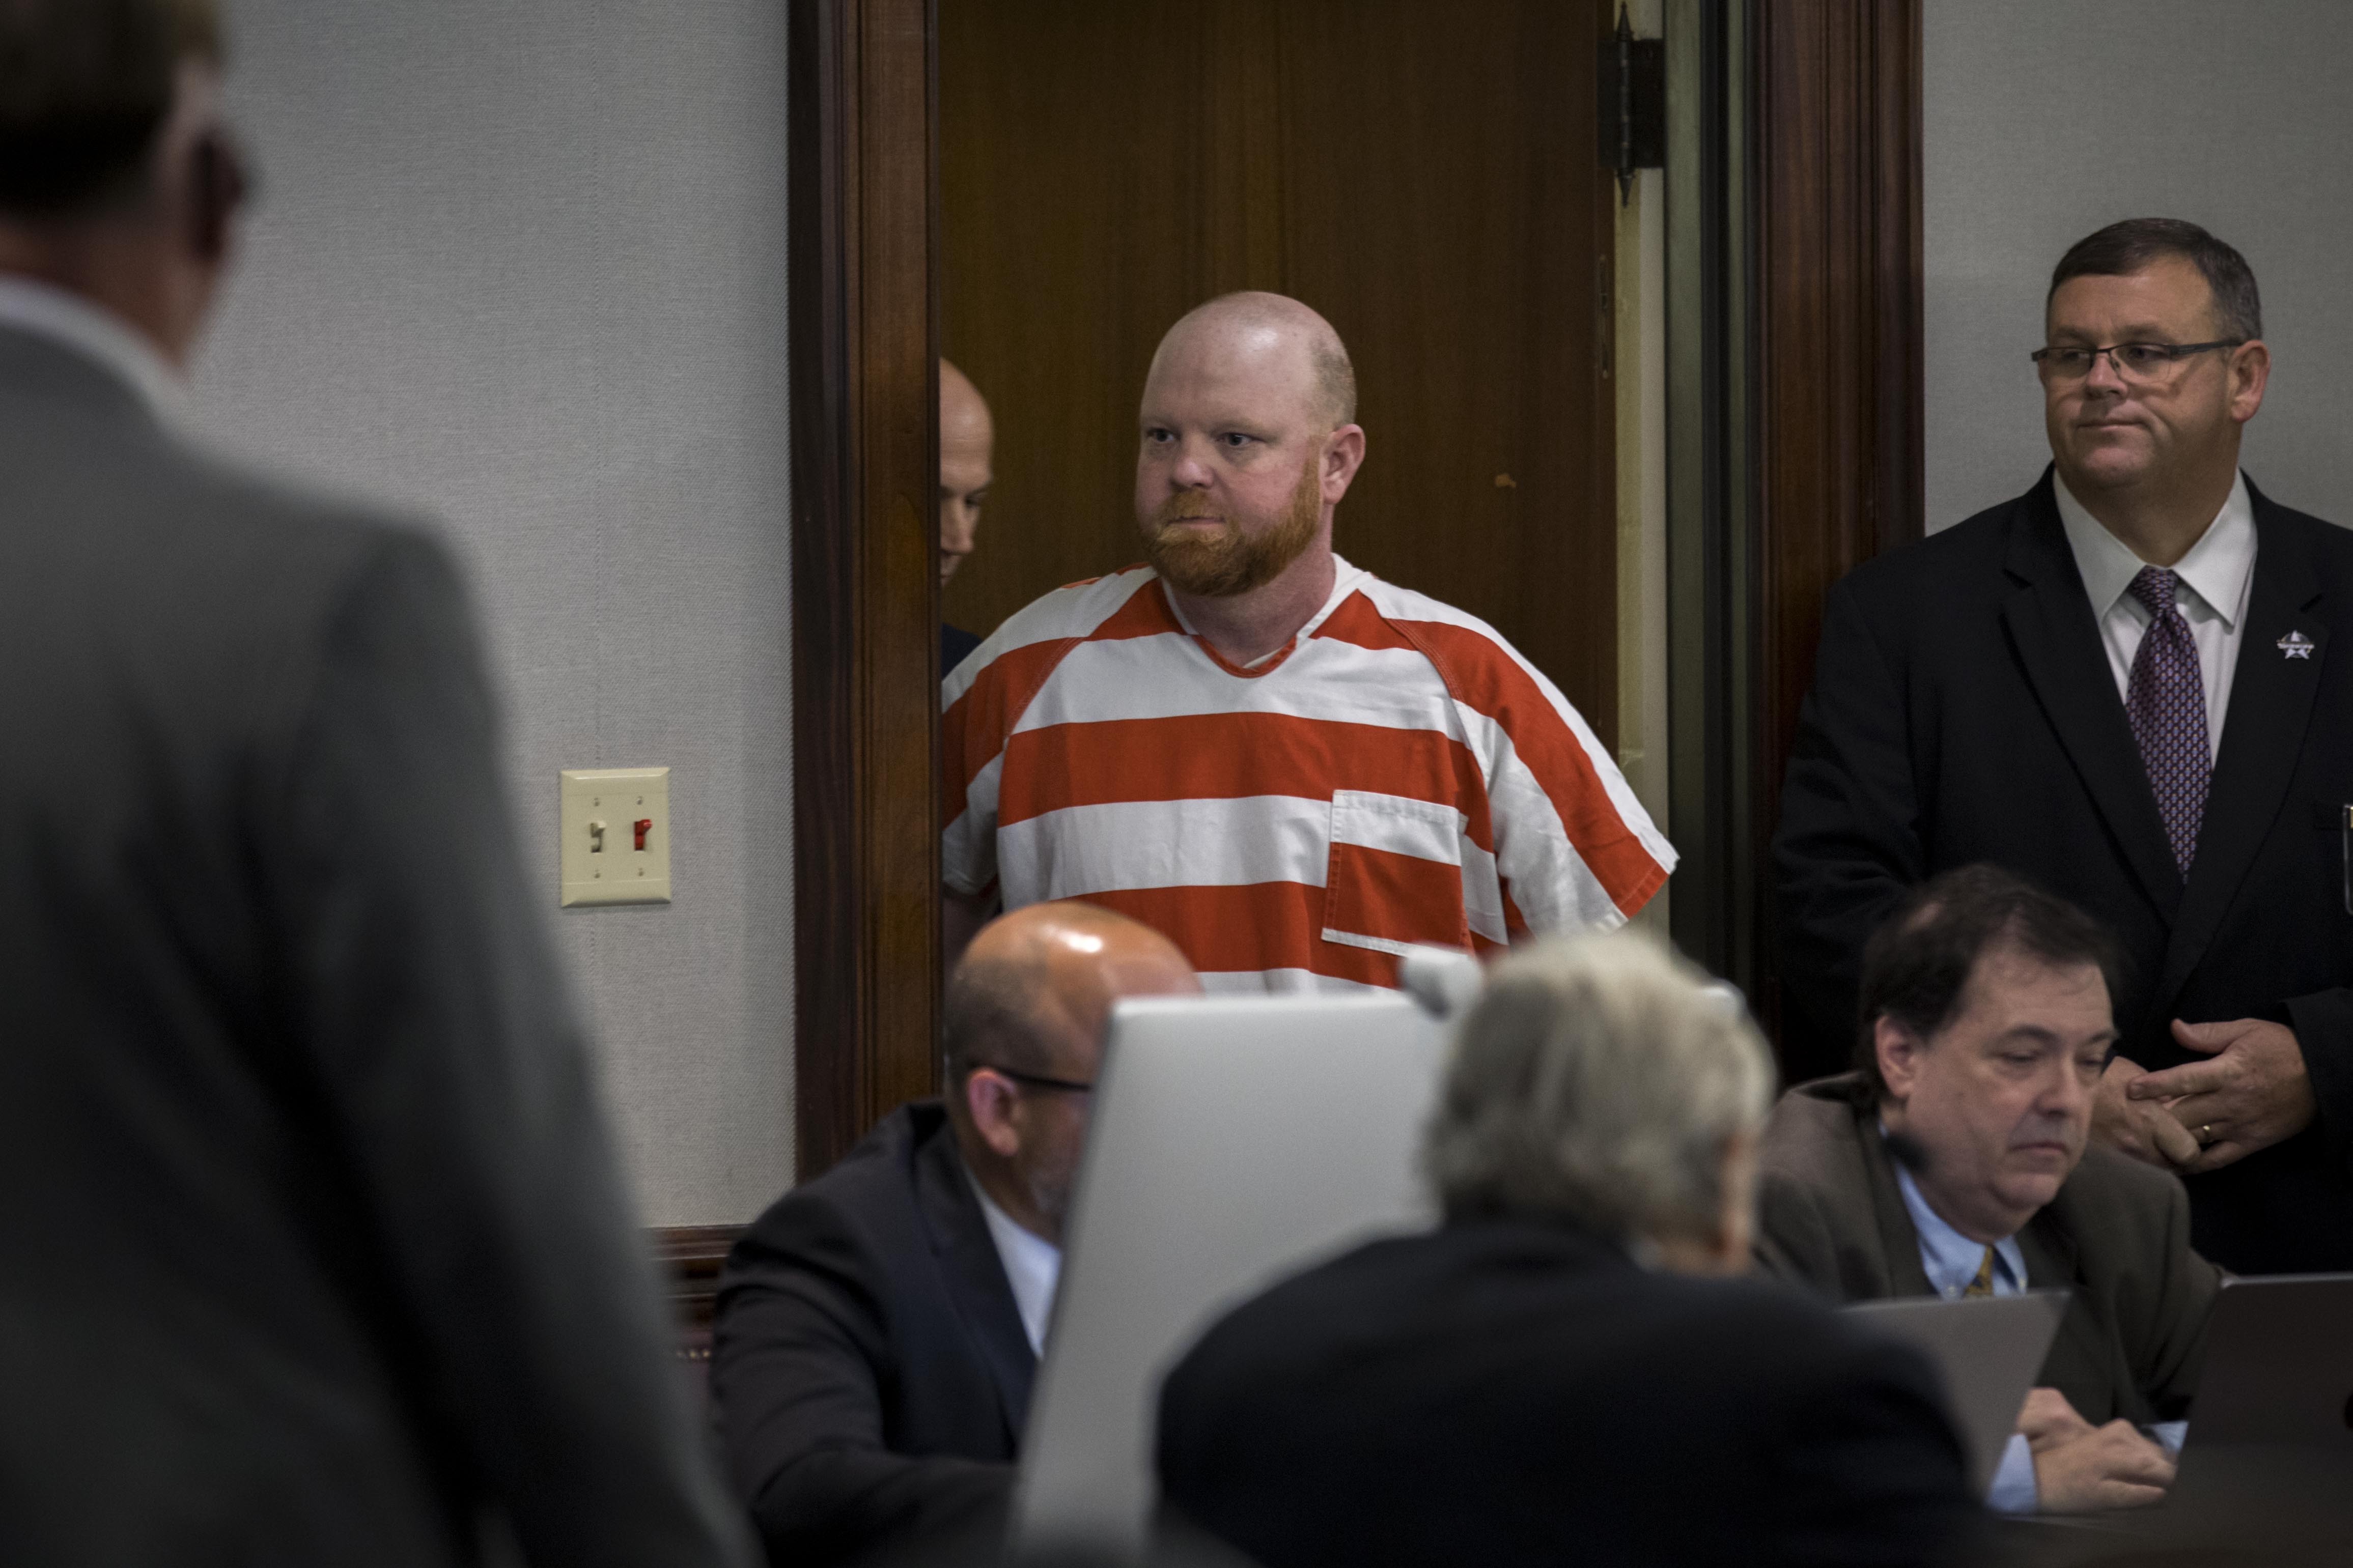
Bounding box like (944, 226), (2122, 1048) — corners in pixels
(1891, 1162), (2191, 1512)
(1891, 1164), (2041, 1514)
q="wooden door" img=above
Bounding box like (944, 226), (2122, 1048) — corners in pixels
(940, 0), (1621, 743)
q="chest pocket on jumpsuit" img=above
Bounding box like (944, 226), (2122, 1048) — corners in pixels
(1321, 788), (1473, 956)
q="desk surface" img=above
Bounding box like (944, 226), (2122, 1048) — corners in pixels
(1984, 1445), (2353, 1566)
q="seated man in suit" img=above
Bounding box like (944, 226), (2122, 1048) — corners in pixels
(1158, 932), (1980, 1568)
(713, 902), (1199, 1566)
(1755, 864), (2221, 1515)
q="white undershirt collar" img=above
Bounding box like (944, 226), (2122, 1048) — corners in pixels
(966, 1168), (1061, 1358)
(1160, 552), (1372, 667)
(0, 274), (184, 423)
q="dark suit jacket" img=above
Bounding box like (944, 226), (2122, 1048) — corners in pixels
(1776, 469), (2353, 1272)
(942, 622), (983, 677)
(0, 324), (749, 1565)
(712, 1101), (1036, 1566)
(1157, 1216), (1981, 1568)
(1753, 1075), (2220, 1426)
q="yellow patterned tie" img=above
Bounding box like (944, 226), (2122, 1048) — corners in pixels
(1962, 1246), (1996, 1298)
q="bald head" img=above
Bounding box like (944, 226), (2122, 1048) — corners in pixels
(944, 903), (1199, 1242)
(1147, 292), (1356, 431)
(941, 359), (993, 448)
(1133, 293), (1367, 618)
(939, 360), (995, 587)
(945, 902), (1199, 1086)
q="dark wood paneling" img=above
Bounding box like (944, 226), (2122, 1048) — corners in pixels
(1278, 2), (1621, 744)
(939, 0), (1621, 743)
(790, 0), (942, 1182)
(653, 1223), (744, 1405)
(1751, 0), (1923, 1044)
(652, 1223), (744, 1334)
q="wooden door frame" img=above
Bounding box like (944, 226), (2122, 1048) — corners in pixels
(1664, 0), (1757, 998)
(1749, 0), (1923, 1051)
(1665, 0), (1922, 1053)
(773, 0), (1926, 1177)
(789, 0), (942, 1181)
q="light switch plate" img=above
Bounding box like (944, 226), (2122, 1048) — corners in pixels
(559, 767), (672, 906)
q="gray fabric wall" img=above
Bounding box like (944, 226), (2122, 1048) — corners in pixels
(1924, 0), (2353, 532)
(192, 2), (795, 1224)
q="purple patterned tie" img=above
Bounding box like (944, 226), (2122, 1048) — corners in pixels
(2124, 566), (2209, 878)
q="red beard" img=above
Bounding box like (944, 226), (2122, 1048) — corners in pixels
(1142, 453), (1323, 598)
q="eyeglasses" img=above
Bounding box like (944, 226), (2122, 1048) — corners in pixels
(2030, 340), (2244, 382)
(971, 1063), (1095, 1095)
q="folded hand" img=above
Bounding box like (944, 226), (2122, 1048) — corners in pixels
(2128, 1019), (2315, 1173)
(2032, 1418), (2174, 1513)
(2015, 1387), (2093, 1453)
(2089, 1056), (2200, 1170)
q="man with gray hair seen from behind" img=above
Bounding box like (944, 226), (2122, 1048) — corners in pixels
(0, 3), (752, 1563)
(1158, 933), (1981, 1568)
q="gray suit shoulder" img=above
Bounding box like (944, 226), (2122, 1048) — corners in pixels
(46, 422), (468, 667)
(1753, 1077), (1884, 1295)
(2055, 1144), (2192, 1230)
(163, 434), (456, 588)
(1758, 1074), (1873, 1181)
(2, 382), (457, 608)
(6, 412), (487, 830)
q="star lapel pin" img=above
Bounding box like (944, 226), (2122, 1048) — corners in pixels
(2279, 630), (2317, 660)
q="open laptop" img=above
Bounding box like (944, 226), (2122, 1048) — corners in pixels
(2152, 1273), (2353, 1537)
(1999, 1274), (2353, 1552)
(1009, 990), (1451, 1558)
(2180, 1273), (2353, 1449)
(1842, 1291), (2070, 1495)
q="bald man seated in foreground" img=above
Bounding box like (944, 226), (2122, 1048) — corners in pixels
(942, 292), (1674, 992)
(711, 904), (1199, 1566)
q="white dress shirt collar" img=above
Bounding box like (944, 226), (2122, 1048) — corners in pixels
(967, 1170), (1062, 1358)
(2055, 469), (2255, 631)
(0, 273), (184, 422)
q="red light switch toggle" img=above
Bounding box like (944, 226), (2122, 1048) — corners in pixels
(633, 818), (652, 852)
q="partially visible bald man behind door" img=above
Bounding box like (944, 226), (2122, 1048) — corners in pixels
(941, 293), (1674, 991)
(940, 359), (994, 675)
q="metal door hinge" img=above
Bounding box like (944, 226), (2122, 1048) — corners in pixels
(1600, 6), (1665, 205)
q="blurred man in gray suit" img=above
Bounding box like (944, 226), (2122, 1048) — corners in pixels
(0, 4), (753, 1563)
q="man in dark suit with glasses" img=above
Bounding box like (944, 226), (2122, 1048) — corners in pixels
(712, 902), (1199, 1566)
(1777, 217), (2353, 1275)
